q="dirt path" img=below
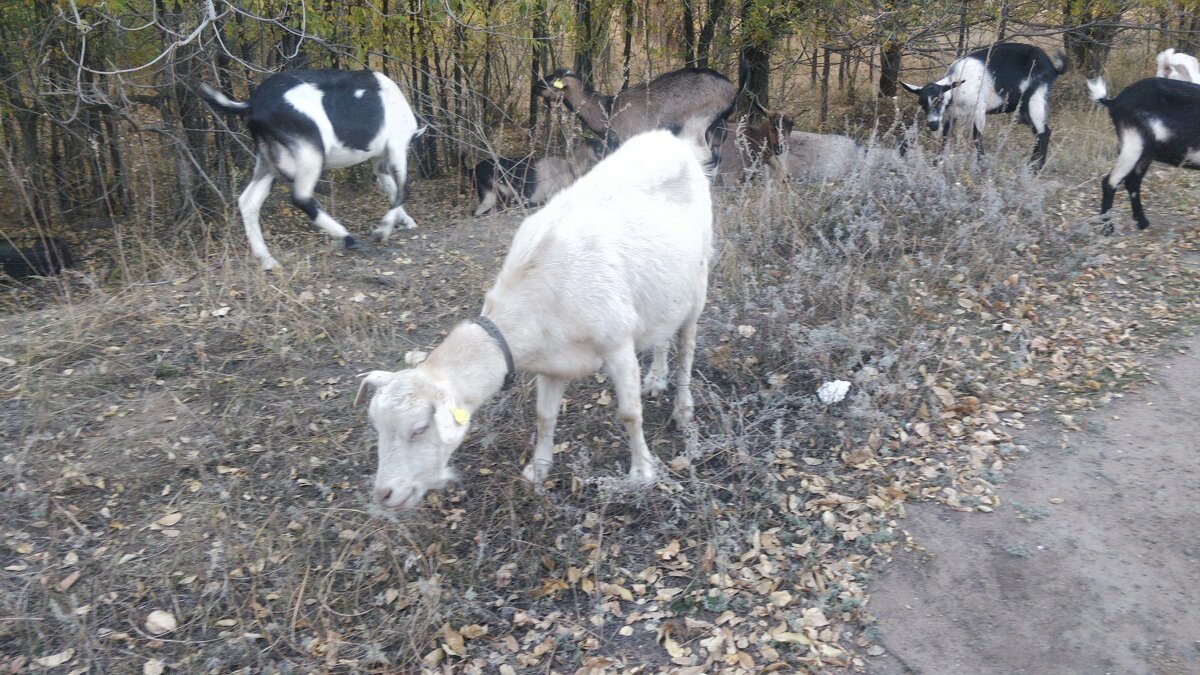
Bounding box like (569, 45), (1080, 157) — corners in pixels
(867, 332), (1200, 675)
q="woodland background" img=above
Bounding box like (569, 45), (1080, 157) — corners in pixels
(2, 0), (1199, 237)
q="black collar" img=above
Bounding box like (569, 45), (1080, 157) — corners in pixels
(472, 316), (516, 391)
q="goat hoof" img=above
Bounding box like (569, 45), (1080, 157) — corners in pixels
(522, 462), (550, 483)
(343, 235), (360, 250)
(672, 406), (694, 429)
(641, 373), (668, 396)
(626, 464), (657, 486)
(260, 257), (280, 271)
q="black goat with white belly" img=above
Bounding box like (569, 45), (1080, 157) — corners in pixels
(1088, 76), (1200, 233)
(200, 70), (425, 270)
(902, 43), (1066, 171)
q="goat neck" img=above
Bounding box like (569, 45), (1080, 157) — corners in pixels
(559, 78), (614, 139)
(419, 320), (513, 409)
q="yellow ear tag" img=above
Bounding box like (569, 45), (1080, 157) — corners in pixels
(450, 407), (469, 426)
(553, 79), (565, 89)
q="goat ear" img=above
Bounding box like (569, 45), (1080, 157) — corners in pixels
(900, 81), (922, 95)
(355, 370), (396, 406)
(433, 395), (470, 447)
(947, 80), (966, 90)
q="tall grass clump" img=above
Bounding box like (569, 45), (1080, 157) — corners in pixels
(704, 135), (1080, 458)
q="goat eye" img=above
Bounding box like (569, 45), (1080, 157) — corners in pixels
(409, 423), (429, 441)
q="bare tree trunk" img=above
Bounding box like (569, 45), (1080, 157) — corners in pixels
(682, 2), (696, 66)
(1184, 12), (1200, 53)
(529, 0), (548, 131)
(1063, 0), (1124, 78)
(696, 0), (725, 70)
(879, 41), (903, 97)
(820, 47), (831, 123)
(622, 0), (635, 90)
(739, 0), (776, 106)
(956, 0), (969, 57)
(574, 0), (595, 87)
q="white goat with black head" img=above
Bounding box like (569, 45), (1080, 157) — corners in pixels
(356, 131), (713, 508)
(533, 66), (737, 166)
(1087, 76), (1200, 233)
(1155, 48), (1200, 83)
(902, 43), (1066, 171)
(200, 70), (425, 270)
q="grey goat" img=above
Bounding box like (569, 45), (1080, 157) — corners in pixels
(534, 67), (736, 165)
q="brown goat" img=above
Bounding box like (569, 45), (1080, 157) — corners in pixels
(714, 107), (795, 186)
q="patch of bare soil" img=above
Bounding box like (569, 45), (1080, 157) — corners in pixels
(866, 318), (1200, 670)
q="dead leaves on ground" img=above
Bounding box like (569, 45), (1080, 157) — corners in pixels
(2, 189), (1198, 673)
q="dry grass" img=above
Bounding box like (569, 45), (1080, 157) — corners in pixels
(3, 89), (1200, 674)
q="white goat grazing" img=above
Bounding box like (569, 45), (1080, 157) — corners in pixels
(1155, 48), (1200, 83)
(200, 70), (425, 270)
(357, 131), (713, 508)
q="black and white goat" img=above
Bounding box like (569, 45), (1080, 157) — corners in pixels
(200, 70), (426, 270)
(533, 67), (737, 165)
(471, 141), (601, 215)
(1087, 76), (1200, 233)
(902, 43), (1066, 171)
(0, 237), (74, 279)
(1156, 48), (1200, 83)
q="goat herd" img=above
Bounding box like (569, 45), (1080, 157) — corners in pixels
(6, 42), (1193, 510)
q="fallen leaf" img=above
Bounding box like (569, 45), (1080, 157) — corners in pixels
(599, 582), (633, 601)
(56, 570), (81, 592)
(144, 610), (177, 635)
(34, 649), (75, 668)
(156, 513), (182, 527)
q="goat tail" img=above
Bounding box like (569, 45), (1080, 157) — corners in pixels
(199, 83), (250, 116)
(1086, 77), (1112, 106)
(1050, 49), (1068, 75)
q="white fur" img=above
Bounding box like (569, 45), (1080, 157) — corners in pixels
(360, 132), (713, 508)
(1148, 118), (1172, 142)
(939, 58), (1001, 135)
(1107, 127), (1145, 189)
(1156, 48), (1200, 83)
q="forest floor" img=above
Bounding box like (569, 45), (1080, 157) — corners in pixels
(2, 138), (1200, 673)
